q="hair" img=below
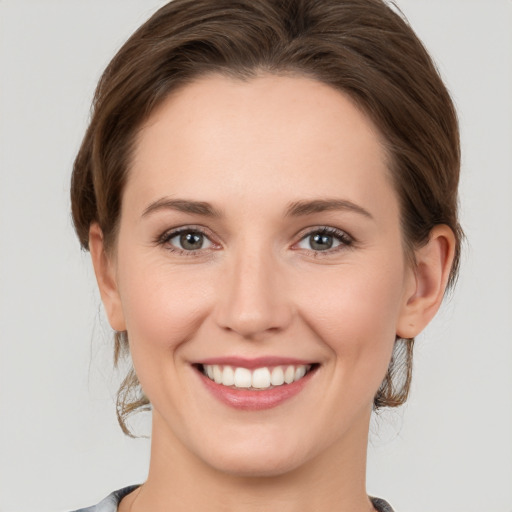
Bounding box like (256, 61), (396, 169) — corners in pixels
(71, 0), (462, 435)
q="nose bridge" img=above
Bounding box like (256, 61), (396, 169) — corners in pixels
(215, 237), (292, 339)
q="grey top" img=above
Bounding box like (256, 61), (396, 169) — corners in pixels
(71, 486), (395, 512)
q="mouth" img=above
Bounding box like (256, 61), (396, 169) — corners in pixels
(192, 360), (320, 410)
(197, 363), (317, 391)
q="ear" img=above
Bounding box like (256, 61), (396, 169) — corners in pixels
(89, 223), (126, 332)
(396, 225), (456, 339)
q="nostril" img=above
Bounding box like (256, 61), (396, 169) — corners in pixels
(216, 306), (294, 340)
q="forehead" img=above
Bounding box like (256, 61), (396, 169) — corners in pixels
(127, 73), (397, 219)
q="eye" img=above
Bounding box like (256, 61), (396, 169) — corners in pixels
(296, 227), (353, 252)
(162, 228), (213, 252)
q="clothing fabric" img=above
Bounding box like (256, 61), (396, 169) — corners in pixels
(70, 486), (139, 512)
(71, 486), (395, 512)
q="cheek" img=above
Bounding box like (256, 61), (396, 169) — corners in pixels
(294, 259), (406, 383)
(115, 256), (217, 411)
(299, 265), (404, 333)
(116, 252), (213, 354)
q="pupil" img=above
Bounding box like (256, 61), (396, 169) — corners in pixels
(180, 232), (203, 250)
(310, 233), (333, 251)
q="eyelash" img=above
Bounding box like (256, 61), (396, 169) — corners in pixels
(155, 226), (215, 256)
(294, 226), (354, 256)
(155, 225), (354, 257)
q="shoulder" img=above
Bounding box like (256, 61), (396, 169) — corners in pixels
(370, 496), (395, 512)
(70, 488), (392, 512)
(69, 486), (140, 512)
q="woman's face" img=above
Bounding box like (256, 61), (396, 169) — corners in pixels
(99, 74), (419, 476)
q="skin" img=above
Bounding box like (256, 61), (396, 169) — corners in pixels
(90, 74), (455, 512)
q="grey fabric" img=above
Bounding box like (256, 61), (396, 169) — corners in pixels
(72, 486), (395, 511)
(371, 496), (396, 512)
(70, 486), (139, 512)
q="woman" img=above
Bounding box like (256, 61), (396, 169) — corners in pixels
(70, 0), (461, 510)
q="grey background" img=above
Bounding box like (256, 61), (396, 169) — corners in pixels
(0, 1), (511, 511)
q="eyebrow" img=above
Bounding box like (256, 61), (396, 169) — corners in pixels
(285, 199), (374, 219)
(141, 197), (373, 220)
(142, 198), (223, 218)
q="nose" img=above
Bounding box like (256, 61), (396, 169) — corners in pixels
(214, 245), (293, 340)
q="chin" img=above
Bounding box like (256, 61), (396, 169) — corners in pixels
(189, 428), (312, 478)
(206, 449), (306, 479)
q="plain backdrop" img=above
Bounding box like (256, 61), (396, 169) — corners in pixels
(0, 1), (511, 511)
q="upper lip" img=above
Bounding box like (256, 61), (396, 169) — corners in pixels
(194, 356), (316, 369)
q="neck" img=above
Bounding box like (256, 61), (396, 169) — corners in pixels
(125, 409), (375, 512)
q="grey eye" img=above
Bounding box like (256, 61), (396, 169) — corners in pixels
(169, 231), (212, 251)
(297, 228), (350, 252)
(308, 233), (336, 251)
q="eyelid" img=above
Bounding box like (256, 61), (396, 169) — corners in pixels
(154, 224), (354, 256)
(292, 226), (354, 253)
(155, 225), (221, 255)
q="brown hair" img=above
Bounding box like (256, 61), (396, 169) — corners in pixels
(71, 0), (462, 435)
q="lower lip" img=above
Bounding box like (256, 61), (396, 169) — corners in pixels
(197, 368), (316, 411)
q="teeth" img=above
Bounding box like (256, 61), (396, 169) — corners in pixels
(202, 364), (312, 390)
(284, 365), (295, 384)
(271, 366), (284, 386)
(295, 366), (307, 380)
(222, 365), (235, 386)
(252, 367), (271, 389)
(234, 367), (252, 388)
(213, 365), (223, 384)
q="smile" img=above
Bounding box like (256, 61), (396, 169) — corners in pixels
(195, 360), (319, 410)
(200, 364), (313, 390)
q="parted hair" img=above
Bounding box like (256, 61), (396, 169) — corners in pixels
(71, 0), (462, 435)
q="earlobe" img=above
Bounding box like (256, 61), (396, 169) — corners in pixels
(396, 225), (456, 339)
(88, 223), (126, 332)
